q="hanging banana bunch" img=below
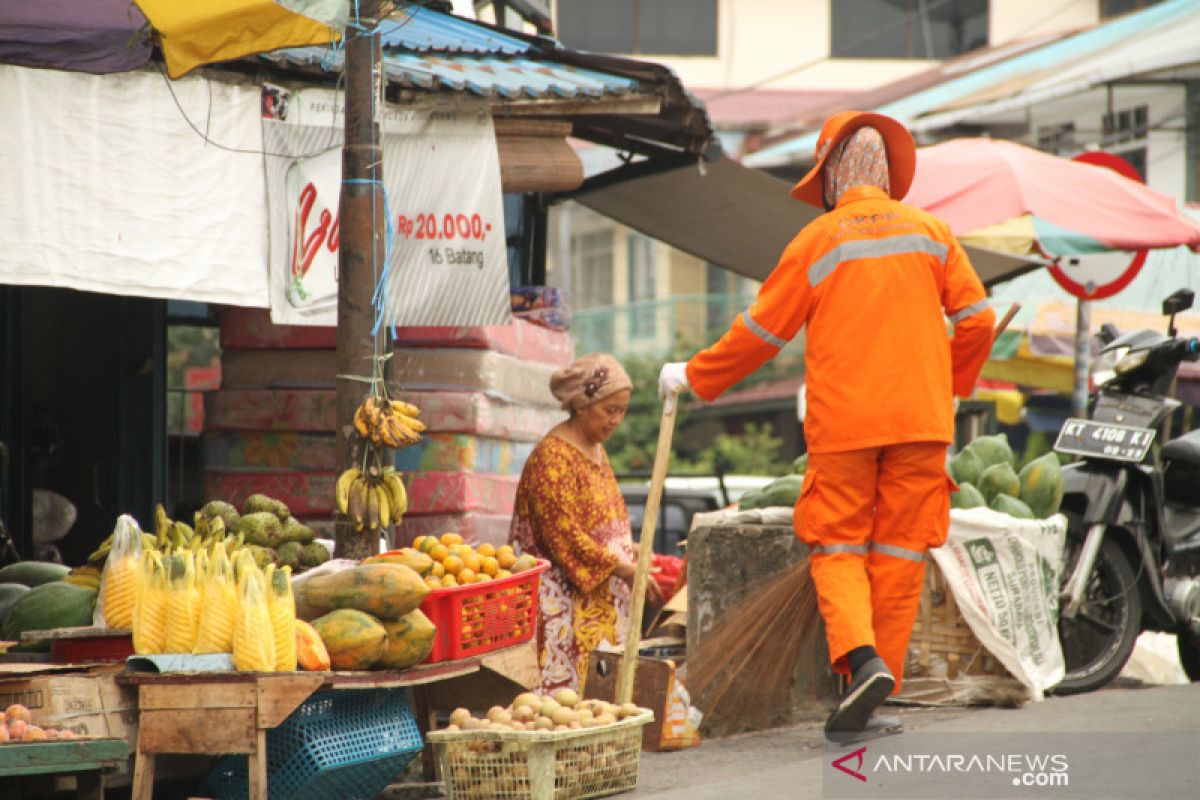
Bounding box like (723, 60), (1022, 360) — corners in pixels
(352, 395), (425, 450)
(334, 464), (408, 533)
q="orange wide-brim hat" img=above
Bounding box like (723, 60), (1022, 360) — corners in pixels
(789, 111), (917, 208)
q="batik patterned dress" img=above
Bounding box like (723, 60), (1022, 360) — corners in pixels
(509, 435), (634, 693)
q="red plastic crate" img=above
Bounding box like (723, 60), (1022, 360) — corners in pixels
(420, 559), (549, 663)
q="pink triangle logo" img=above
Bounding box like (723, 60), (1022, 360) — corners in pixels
(832, 746), (868, 782)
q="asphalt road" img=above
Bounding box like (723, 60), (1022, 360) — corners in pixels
(630, 680), (1200, 800)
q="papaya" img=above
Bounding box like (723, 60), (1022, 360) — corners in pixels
(977, 462), (1021, 503)
(951, 482), (986, 509)
(967, 433), (1016, 470)
(1019, 452), (1065, 519)
(1, 582), (96, 640)
(294, 563), (429, 620)
(362, 548), (434, 576)
(376, 609), (437, 670)
(948, 448), (984, 487)
(0, 584), (30, 627)
(0, 562), (70, 588)
(311, 609), (387, 670)
(295, 619), (331, 671)
(990, 493), (1035, 520)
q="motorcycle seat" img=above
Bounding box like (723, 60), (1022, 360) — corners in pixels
(1161, 430), (1200, 469)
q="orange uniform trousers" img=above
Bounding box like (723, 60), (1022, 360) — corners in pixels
(794, 441), (951, 693)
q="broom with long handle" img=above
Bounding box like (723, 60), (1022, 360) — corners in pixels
(685, 304), (1020, 730)
(616, 390), (679, 704)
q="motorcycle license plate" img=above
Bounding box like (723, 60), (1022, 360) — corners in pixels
(1054, 418), (1155, 462)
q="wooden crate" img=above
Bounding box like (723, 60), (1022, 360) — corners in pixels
(909, 556), (1010, 680)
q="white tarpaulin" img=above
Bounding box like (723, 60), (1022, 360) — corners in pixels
(0, 64), (269, 305)
(264, 89), (511, 327)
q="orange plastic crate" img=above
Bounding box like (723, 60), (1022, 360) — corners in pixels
(420, 559), (549, 662)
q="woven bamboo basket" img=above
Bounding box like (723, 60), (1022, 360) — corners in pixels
(909, 555), (1010, 680)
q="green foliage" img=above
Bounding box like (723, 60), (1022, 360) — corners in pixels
(605, 352), (790, 477)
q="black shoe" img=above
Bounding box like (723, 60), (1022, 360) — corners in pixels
(824, 657), (895, 739)
(826, 713), (904, 745)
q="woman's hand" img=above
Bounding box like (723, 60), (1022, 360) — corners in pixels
(614, 561), (665, 603)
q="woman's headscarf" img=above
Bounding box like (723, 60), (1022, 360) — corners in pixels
(822, 125), (891, 210)
(550, 353), (632, 412)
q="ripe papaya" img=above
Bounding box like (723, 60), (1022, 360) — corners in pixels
(362, 548), (434, 576)
(295, 563), (429, 620)
(295, 619), (331, 671)
(376, 609), (437, 670)
(311, 609), (387, 670)
(1019, 452), (1065, 519)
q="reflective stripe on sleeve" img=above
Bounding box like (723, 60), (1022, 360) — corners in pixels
(870, 542), (925, 563)
(741, 310), (789, 349)
(948, 299), (990, 324)
(810, 543), (869, 556)
(808, 234), (950, 287)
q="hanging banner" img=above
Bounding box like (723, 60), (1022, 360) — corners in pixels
(264, 87), (511, 327)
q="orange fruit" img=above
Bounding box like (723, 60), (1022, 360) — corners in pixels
(442, 555), (464, 575)
(441, 574), (459, 588)
(463, 553), (483, 573)
(497, 550), (517, 569)
(481, 556), (500, 577)
(476, 572), (493, 582)
(458, 568), (477, 584)
(451, 544), (474, 559)
(430, 561), (445, 578)
(496, 569), (513, 579)
(476, 543), (496, 558)
(416, 537), (438, 554)
(440, 532), (464, 546)
(512, 554), (538, 573)
(429, 544), (450, 562)
(424, 576), (442, 589)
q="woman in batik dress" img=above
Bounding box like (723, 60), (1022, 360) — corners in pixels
(509, 353), (663, 693)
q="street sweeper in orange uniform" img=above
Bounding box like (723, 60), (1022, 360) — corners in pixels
(659, 111), (994, 741)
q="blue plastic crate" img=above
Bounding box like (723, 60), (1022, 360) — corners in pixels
(202, 689), (423, 800)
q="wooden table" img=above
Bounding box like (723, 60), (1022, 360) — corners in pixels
(116, 658), (481, 800)
(0, 739), (130, 800)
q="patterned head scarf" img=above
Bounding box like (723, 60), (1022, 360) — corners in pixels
(549, 353), (633, 412)
(822, 126), (891, 209)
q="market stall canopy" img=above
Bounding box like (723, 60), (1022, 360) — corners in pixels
(905, 138), (1200, 256)
(567, 154), (1044, 287)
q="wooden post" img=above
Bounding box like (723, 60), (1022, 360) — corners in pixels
(616, 397), (677, 704)
(335, 4), (388, 559)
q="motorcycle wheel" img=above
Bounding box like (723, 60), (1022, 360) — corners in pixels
(1053, 536), (1142, 695)
(1179, 632), (1200, 682)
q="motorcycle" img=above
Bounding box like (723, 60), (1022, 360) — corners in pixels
(1051, 288), (1200, 693)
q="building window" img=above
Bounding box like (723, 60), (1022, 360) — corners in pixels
(556, 0), (718, 56)
(1102, 104), (1150, 149)
(1101, 0), (1164, 18)
(627, 233), (656, 338)
(831, 0), (988, 60)
(571, 230), (614, 310)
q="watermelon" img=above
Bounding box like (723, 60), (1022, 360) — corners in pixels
(967, 433), (1016, 470)
(1019, 452), (1065, 519)
(0, 583), (31, 627)
(951, 482), (986, 509)
(1, 582), (96, 640)
(948, 448), (984, 486)
(0, 562), (70, 587)
(977, 462), (1021, 503)
(990, 494), (1035, 519)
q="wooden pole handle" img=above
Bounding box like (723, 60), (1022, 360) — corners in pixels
(616, 393), (678, 705)
(995, 302), (1020, 336)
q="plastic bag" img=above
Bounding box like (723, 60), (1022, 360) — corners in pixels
(193, 544), (237, 654)
(132, 550), (167, 655)
(266, 565), (298, 671)
(233, 553), (276, 672)
(94, 514), (144, 628)
(164, 552), (201, 653)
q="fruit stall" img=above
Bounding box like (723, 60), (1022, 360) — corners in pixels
(0, 394), (657, 800)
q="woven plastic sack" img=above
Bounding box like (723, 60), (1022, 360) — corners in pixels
(94, 514), (144, 628)
(194, 544), (238, 654)
(233, 554), (276, 672)
(132, 550), (168, 654)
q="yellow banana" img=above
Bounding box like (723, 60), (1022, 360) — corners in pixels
(348, 477), (369, 531)
(389, 399), (421, 418)
(353, 404), (371, 438)
(155, 504), (172, 549)
(377, 484), (392, 529)
(366, 481), (381, 532)
(335, 467), (361, 514)
(381, 470), (408, 518)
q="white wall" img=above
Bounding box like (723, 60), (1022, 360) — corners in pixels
(988, 0), (1099, 45)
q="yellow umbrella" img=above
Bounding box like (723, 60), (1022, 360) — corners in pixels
(136, 0), (343, 78)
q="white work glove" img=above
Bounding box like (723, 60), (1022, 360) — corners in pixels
(658, 362), (690, 413)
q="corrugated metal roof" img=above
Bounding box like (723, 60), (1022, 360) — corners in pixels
(745, 0), (1200, 166)
(264, 5), (640, 100)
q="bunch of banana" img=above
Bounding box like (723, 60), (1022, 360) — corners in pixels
(86, 531), (158, 567)
(334, 465), (408, 532)
(352, 395), (426, 449)
(63, 565), (102, 591)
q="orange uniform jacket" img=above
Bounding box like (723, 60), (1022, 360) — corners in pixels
(687, 186), (995, 453)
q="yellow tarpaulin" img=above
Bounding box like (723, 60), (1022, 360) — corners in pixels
(136, 0), (341, 78)
(961, 215), (1041, 258)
